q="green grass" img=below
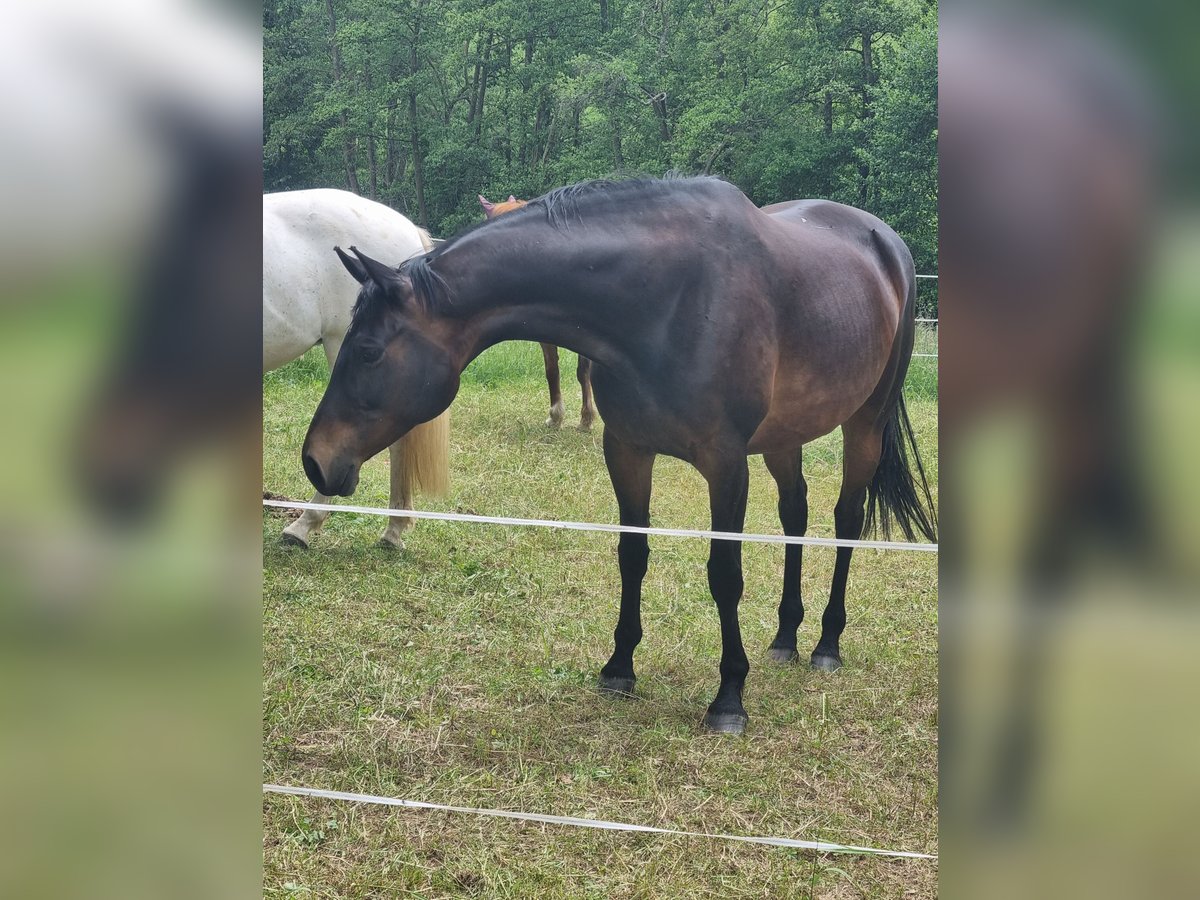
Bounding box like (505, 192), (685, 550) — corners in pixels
(263, 343), (938, 898)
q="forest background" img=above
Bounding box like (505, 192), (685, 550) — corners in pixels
(264, 0), (937, 314)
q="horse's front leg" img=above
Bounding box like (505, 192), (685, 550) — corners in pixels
(541, 343), (564, 427)
(700, 453), (752, 734)
(598, 431), (654, 696)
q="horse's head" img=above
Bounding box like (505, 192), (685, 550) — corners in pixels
(301, 247), (460, 497)
(479, 193), (527, 219)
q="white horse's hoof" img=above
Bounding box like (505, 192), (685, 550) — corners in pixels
(375, 537), (403, 551)
(279, 532), (309, 549)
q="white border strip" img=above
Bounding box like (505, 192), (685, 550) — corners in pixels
(263, 783), (936, 860)
(262, 499), (938, 552)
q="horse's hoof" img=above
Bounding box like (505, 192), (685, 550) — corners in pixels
(702, 710), (749, 735)
(545, 417), (563, 429)
(767, 646), (799, 664)
(810, 653), (843, 673)
(598, 674), (636, 697)
(375, 537), (403, 551)
(279, 532), (309, 549)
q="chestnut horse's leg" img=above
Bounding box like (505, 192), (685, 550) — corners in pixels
(541, 343), (564, 427)
(598, 430), (654, 696)
(764, 448), (809, 663)
(699, 451), (752, 734)
(577, 356), (597, 431)
(811, 417), (883, 671)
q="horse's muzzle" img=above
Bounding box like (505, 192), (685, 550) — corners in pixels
(302, 449), (360, 497)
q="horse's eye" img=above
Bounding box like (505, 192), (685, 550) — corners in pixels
(359, 343), (385, 365)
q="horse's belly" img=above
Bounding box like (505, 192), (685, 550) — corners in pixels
(746, 375), (877, 454)
(747, 406), (844, 453)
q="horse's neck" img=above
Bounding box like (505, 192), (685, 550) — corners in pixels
(438, 236), (646, 372)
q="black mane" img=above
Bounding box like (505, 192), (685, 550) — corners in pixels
(399, 253), (451, 311)
(361, 174), (730, 314)
(532, 174), (726, 230)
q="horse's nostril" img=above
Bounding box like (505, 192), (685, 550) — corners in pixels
(301, 451), (325, 493)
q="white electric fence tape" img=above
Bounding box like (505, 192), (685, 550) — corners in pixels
(263, 783), (936, 860)
(262, 499), (938, 553)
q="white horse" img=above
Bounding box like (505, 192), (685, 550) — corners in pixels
(263, 189), (449, 548)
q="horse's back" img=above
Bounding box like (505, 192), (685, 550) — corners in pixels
(263, 190), (426, 371)
(764, 199), (912, 277)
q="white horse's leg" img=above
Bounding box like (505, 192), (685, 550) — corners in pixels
(280, 335), (343, 548)
(280, 490), (333, 548)
(378, 439), (415, 549)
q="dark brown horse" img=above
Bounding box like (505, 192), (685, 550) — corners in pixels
(479, 193), (597, 430)
(304, 177), (936, 734)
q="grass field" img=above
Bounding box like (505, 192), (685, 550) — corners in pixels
(263, 340), (939, 898)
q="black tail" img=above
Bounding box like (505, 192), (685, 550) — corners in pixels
(865, 395), (938, 542)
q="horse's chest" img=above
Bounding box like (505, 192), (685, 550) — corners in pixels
(591, 366), (728, 461)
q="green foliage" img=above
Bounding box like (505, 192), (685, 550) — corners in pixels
(264, 0), (938, 315)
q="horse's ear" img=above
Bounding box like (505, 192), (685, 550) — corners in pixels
(507, 195), (517, 203)
(349, 246), (400, 287)
(479, 194), (495, 218)
(334, 246), (369, 284)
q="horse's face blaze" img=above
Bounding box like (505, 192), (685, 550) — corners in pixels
(302, 275), (458, 496)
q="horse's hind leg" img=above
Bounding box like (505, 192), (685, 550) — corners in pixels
(764, 449), (808, 663)
(812, 418), (883, 671)
(378, 439), (415, 549)
(541, 343), (564, 427)
(280, 492), (332, 548)
(577, 356), (597, 431)
(598, 431), (654, 697)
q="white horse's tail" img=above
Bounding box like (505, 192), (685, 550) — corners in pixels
(396, 410), (450, 498)
(391, 226), (447, 499)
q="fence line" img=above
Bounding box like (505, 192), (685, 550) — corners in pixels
(263, 784), (937, 861)
(263, 499), (938, 553)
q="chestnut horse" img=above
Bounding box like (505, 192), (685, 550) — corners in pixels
(305, 177), (936, 734)
(480, 193), (597, 430)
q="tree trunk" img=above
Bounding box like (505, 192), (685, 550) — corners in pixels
(467, 34), (482, 125)
(474, 33), (493, 138)
(324, 0), (359, 194)
(858, 29), (876, 207)
(365, 62), (378, 199)
(409, 1), (429, 227)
